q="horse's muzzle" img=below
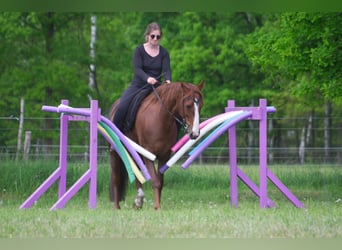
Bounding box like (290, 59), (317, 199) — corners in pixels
(189, 131), (200, 140)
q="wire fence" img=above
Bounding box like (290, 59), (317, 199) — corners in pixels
(1, 116), (342, 165)
(1, 144), (342, 165)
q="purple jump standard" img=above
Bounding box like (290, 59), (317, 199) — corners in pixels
(19, 99), (151, 211)
(226, 99), (304, 208)
(20, 99), (99, 210)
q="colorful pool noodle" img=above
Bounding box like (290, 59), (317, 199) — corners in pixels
(98, 122), (146, 184)
(47, 104), (155, 159)
(188, 113), (252, 156)
(171, 112), (233, 152)
(124, 137), (156, 161)
(42, 104), (152, 181)
(99, 122), (146, 184)
(182, 111), (253, 169)
(99, 120), (155, 161)
(97, 123), (135, 183)
(99, 116), (151, 180)
(172, 107), (276, 153)
(66, 105), (152, 180)
(181, 106), (276, 169)
(102, 122), (146, 182)
(56, 104), (156, 160)
(159, 111), (245, 173)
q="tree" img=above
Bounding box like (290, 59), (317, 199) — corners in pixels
(246, 12), (342, 103)
(166, 12), (266, 116)
(0, 12), (91, 149)
(245, 12), (342, 162)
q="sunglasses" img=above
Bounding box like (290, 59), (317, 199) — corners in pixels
(150, 34), (161, 40)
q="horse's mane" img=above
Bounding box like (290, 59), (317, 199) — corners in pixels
(146, 82), (198, 105)
(141, 82), (203, 114)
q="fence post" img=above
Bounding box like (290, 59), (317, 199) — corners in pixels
(23, 131), (32, 161)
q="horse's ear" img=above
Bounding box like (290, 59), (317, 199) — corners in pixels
(198, 80), (205, 91)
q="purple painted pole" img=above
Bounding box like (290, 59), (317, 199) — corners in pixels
(21, 99), (150, 210)
(227, 100), (238, 207)
(19, 168), (61, 209)
(42, 105), (92, 117)
(43, 103), (151, 180)
(259, 99), (268, 208)
(50, 100), (99, 210)
(267, 169), (304, 208)
(58, 99), (69, 199)
(237, 168), (275, 208)
(88, 100), (98, 209)
(19, 100), (70, 209)
(50, 170), (92, 210)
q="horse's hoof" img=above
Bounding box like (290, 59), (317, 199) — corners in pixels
(132, 204), (142, 210)
(133, 196), (144, 210)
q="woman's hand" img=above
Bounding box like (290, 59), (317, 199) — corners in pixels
(147, 77), (158, 85)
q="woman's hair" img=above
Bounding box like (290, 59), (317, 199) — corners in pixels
(144, 22), (163, 41)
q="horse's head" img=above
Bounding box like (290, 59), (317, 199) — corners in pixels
(179, 80), (205, 139)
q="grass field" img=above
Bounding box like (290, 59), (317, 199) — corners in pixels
(0, 161), (341, 238)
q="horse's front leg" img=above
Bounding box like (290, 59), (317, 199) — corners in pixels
(155, 161), (166, 210)
(145, 160), (164, 210)
(153, 166), (164, 210)
(133, 180), (145, 209)
(153, 168), (164, 210)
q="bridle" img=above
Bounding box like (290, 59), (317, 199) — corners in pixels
(152, 85), (199, 132)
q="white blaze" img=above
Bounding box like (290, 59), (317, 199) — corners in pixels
(192, 101), (200, 136)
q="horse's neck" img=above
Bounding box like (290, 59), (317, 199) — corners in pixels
(156, 84), (182, 115)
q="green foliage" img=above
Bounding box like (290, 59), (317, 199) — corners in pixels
(162, 12), (267, 115)
(0, 12), (341, 150)
(246, 12), (342, 105)
(0, 13), (92, 148)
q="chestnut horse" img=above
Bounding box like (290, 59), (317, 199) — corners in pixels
(109, 80), (204, 210)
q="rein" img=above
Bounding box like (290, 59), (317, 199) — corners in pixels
(152, 85), (189, 131)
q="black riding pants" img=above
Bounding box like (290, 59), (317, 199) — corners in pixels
(113, 83), (157, 132)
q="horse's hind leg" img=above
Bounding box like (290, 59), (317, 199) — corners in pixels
(110, 175), (120, 209)
(133, 180), (145, 209)
(110, 150), (127, 209)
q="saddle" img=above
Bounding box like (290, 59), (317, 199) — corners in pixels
(122, 87), (152, 132)
(121, 84), (182, 133)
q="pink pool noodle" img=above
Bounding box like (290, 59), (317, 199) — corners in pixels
(171, 113), (230, 152)
(181, 107), (276, 169)
(160, 111), (244, 173)
(182, 111), (252, 169)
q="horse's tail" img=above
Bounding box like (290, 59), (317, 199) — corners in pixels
(109, 150), (128, 202)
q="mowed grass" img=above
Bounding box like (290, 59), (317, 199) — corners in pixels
(0, 161), (341, 238)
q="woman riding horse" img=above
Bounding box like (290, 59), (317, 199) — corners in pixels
(109, 80), (204, 210)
